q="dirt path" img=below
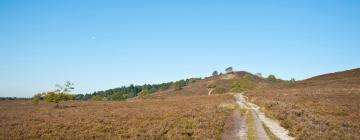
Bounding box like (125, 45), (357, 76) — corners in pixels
(222, 111), (248, 140)
(234, 93), (294, 140)
(251, 109), (270, 140)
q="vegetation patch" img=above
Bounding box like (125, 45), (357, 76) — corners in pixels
(231, 74), (256, 92)
(246, 68), (360, 139)
(0, 95), (235, 139)
(246, 110), (258, 140)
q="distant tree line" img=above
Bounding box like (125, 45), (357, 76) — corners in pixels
(0, 97), (31, 100)
(75, 78), (202, 101)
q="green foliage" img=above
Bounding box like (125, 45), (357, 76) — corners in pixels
(109, 92), (127, 101)
(231, 74), (256, 92)
(91, 95), (105, 101)
(267, 75), (277, 82)
(212, 71), (218, 76)
(55, 81), (74, 93)
(44, 92), (74, 107)
(79, 80), (179, 100)
(213, 87), (226, 94)
(74, 78), (199, 100)
(173, 80), (187, 91)
(31, 81), (76, 107)
(138, 90), (150, 98)
(32, 93), (41, 105)
(225, 67), (233, 73)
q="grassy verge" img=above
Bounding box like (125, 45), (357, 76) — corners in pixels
(246, 110), (258, 140)
(262, 122), (280, 140)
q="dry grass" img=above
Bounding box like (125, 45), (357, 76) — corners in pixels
(246, 73), (360, 140)
(246, 110), (257, 140)
(0, 95), (235, 140)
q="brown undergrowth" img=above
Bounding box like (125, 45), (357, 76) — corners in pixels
(245, 68), (360, 140)
(0, 95), (235, 140)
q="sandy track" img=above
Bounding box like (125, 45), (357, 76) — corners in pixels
(234, 93), (294, 140)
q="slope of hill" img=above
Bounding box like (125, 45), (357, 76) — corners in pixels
(155, 71), (266, 96)
(245, 68), (360, 139)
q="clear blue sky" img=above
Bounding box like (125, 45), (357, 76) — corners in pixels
(1, 0), (359, 97)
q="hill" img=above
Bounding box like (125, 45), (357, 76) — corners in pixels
(245, 68), (360, 139)
(154, 71), (267, 97)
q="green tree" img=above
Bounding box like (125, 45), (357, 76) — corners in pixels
(109, 92), (126, 100)
(43, 81), (76, 107)
(44, 92), (75, 107)
(267, 75), (277, 82)
(212, 71), (219, 76)
(225, 67), (233, 73)
(173, 80), (187, 91)
(138, 90), (150, 98)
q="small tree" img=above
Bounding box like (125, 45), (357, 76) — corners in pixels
(212, 71), (218, 76)
(44, 81), (75, 108)
(44, 92), (74, 107)
(267, 75), (277, 82)
(139, 90), (150, 98)
(32, 93), (41, 105)
(225, 67), (233, 73)
(173, 80), (187, 91)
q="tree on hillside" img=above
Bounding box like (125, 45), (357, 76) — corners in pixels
(212, 71), (219, 76)
(225, 67), (233, 73)
(173, 80), (187, 91)
(44, 92), (74, 107)
(139, 90), (150, 98)
(267, 75), (277, 82)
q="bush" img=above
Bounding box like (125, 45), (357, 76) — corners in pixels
(267, 75), (277, 82)
(231, 74), (255, 92)
(212, 71), (218, 76)
(173, 80), (187, 91)
(109, 92), (127, 101)
(91, 95), (105, 101)
(138, 90), (150, 98)
(44, 92), (74, 107)
(32, 94), (41, 105)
